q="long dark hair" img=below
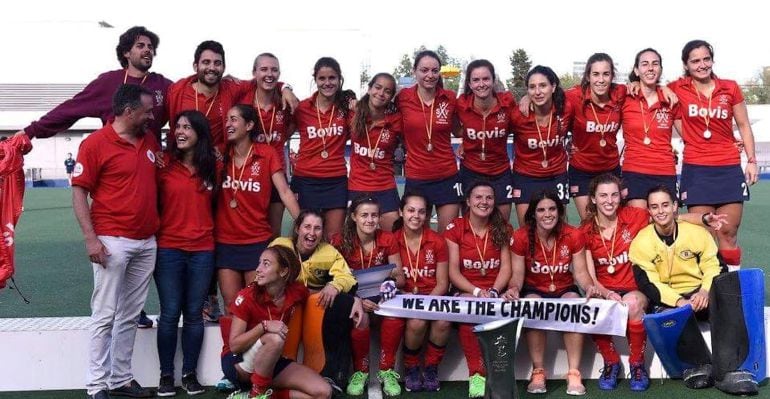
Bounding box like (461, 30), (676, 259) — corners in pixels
(173, 110), (217, 190)
(524, 190), (566, 268)
(391, 190), (430, 232)
(313, 57), (355, 114)
(352, 73), (397, 140)
(291, 209), (325, 247)
(340, 195), (380, 256)
(220, 104), (258, 186)
(526, 65), (566, 120)
(464, 181), (508, 249)
(462, 59), (496, 95)
(628, 48), (662, 83)
(580, 53), (617, 93)
(581, 173), (625, 233)
(681, 39), (715, 78)
(251, 246), (302, 304)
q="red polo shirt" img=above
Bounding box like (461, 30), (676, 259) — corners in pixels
(72, 124), (159, 239)
(621, 89), (679, 175)
(444, 217), (512, 288)
(668, 76), (744, 166)
(239, 82), (294, 170)
(509, 102), (574, 177)
(396, 85), (457, 180)
(510, 224), (585, 292)
(394, 227), (448, 294)
(329, 230), (400, 271)
(156, 154), (218, 251)
(348, 111), (402, 191)
(293, 92), (351, 178)
(455, 92), (515, 175)
(215, 143), (283, 244)
(566, 85), (625, 172)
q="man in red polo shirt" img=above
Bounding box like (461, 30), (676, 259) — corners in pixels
(72, 84), (159, 399)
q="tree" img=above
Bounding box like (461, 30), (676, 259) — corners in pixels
(559, 72), (581, 91)
(506, 49), (532, 99)
(359, 66), (371, 92)
(741, 68), (770, 104)
(393, 53), (413, 81)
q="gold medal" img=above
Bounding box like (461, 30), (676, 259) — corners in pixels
(549, 283), (556, 292)
(480, 152), (486, 161)
(412, 286), (419, 295)
(320, 150), (329, 159)
(599, 138), (607, 147)
(703, 129), (712, 139)
(426, 142), (433, 152)
(229, 199), (238, 209)
(541, 159), (548, 168)
(643, 136), (651, 145)
(369, 162), (376, 170)
(607, 265), (615, 274)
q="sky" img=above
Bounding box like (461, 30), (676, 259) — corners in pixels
(3, 0), (770, 98)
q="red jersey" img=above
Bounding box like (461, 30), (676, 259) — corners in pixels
(226, 281), (308, 354)
(157, 154), (217, 251)
(580, 206), (649, 291)
(394, 228), (448, 294)
(215, 143), (282, 244)
(329, 230), (400, 271)
(510, 103), (574, 177)
(456, 92), (515, 175)
(396, 85), (457, 180)
(443, 217), (511, 288)
(239, 82), (294, 170)
(293, 93), (352, 178)
(510, 224), (585, 292)
(621, 89), (679, 175)
(566, 85), (626, 172)
(72, 125), (159, 239)
(668, 76), (744, 166)
(348, 111), (403, 191)
(166, 75), (247, 152)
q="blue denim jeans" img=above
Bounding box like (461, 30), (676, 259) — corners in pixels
(154, 248), (214, 376)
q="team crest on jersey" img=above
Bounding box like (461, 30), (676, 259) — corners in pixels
(275, 111), (285, 124)
(653, 254), (663, 265)
(154, 90), (164, 106)
(435, 102), (450, 122)
(656, 108), (671, 125)
(497, 111), (507, 124)
(374, 251), (385, 265)
(146, 149), (156, 163)
(425, 249), (435, 264)
(718, 94), (730, 106)
(678, 249), (696, 260)
(73, 163), (84, 177)
(380, 129), (391, 143)
(622, 229), (632, 243)
(559, 244), (570, 259)
(335, 110), (346, 121)
(250, 161), (261, 176)
(234, 295), (244, 306)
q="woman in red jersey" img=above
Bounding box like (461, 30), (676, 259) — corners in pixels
(445, 181), (512, 398)
(455, 60), (516, 221)
(292, 57), (355, 239)
(621, 48), (680, 207)
(329, 195), (404, 396)
(241, 53), (296, 237)
(397, 50), (461, 233)
(385, 191), (451, 395)
(566, 53), (626, 220)
(510, 66), (574, 227)
(215, 104), (300, 313)
(349, 73), (403, 231)
(155, 110), (218, 395)
(668, 39), (758, 270)
(505, 190), (594, 396)
(224, 246), (332, 399)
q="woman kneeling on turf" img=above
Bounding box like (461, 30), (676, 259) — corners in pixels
(225, 246), (332, 399)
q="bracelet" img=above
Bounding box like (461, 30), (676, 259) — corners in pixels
(702, 212), (713, 227)
(472, 287), (482, 297)
(282, 83), (293, 92)
(488, 288), (499, 298)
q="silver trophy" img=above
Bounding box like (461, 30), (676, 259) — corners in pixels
(473, 318), (523, 399)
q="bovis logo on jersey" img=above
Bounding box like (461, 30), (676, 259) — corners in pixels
(597, 251), (628, 266)
(256, 131), (282, 144)
(352, 142), (386, 160)
(466, 127), (507, 140)
(221, 176), (261, 192)
(463, 258), (501, 270)
(307, 124), (345, 138)
(403, 265), (437, 279)
(688, 104), (728, 120)
(585, 121), (619, 133)
(530, 261), (570, 274)
(435, 102), (450, 124)
(527, 135), (564, 150)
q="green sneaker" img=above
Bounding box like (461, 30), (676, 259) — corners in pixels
(227, 389), (273, 399)
(468, 373), (486, 398)
(378, 369), (402, 397)
(346, 371), (369, 396)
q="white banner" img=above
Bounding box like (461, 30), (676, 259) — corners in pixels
(375, 295), (628, 336)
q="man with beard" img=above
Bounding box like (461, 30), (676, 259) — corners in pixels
(16, 26), (172, 143)
(72, 84), (161, 399)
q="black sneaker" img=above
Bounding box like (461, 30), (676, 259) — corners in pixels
(89, 390), (110, 399)
(138, 310), (154, 329)
(182, 372), (206, 396)
(683, 364), (714, 390)
(157, 375), (175, 397)
(110, 380), (154, 398)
